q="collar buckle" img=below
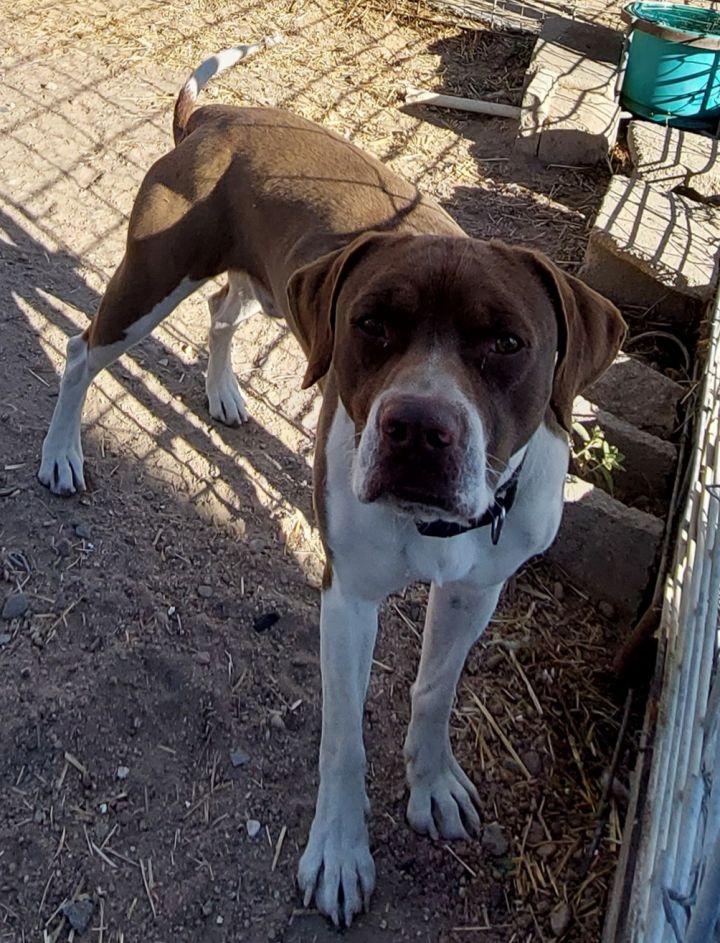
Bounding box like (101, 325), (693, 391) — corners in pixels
(415, 456), (525, 543)
(490, 503), (506, 545)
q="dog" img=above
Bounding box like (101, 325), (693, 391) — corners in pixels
(38, 40), (626, 926)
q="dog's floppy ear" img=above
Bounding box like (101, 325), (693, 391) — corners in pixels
(286, 231), (388, 389)
(530, 252), (626, 433)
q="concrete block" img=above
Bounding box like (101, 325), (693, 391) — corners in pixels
(547, 479), (663, 620)
(515, 16), (622, 165)
(580, 175), (720, 314)
(580, 241), (704, 325)
(585, 353), (683, 440)
(628, 120), (720, 198)
(515, 66), (558, 157)
(540, 15), (624, 68)
(537, 87), (620, 166)
(573, 396), (677, 509)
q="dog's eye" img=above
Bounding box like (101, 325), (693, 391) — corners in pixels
(356, 315), (387, 340)
(493, 332), (523, 355)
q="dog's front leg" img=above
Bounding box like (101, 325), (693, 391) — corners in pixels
(298, 579), (378, 926)
(404, 579), (503, 840)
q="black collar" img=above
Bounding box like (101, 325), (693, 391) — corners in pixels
(415, 459), (525, 543)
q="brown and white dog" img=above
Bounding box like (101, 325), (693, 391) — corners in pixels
(39, 42), (625, 925)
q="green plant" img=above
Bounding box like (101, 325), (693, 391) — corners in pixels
(572, 422), (625, 494)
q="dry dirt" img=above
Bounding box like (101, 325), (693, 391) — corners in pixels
(1, 2), (637, 941)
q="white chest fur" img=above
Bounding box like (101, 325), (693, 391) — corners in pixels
(322, 403), (569, 601)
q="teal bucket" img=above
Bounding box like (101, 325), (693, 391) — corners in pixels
(621, 2), (720, 130)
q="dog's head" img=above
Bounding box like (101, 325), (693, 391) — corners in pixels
(287, 233), (625, 525)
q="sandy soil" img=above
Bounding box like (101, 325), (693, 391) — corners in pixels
(0, 2), (635, 940)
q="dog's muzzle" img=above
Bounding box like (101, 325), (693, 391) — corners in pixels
(361, 394), (469, 515)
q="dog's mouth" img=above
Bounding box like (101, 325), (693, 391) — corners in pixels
(359, 477), (473, 525)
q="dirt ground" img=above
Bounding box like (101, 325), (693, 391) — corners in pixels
(1, 1), (637, 940)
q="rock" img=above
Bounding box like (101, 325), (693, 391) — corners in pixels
(521, 750), (542, 777)
(74, 523), (92, 540)
(62, 898), (94, 934)
(538, 842), (556, 860)
(0, 633), (12, 645)
(229, 748), (250, 768)
(269, 712), (285, 731)
(481, 823), (509, 857)
(550, 902), (572, 936)
(528, 822), (545, 845)
(599, 601), (615, 619)
(517, 913), (533, 931)
(246, 819), (261, 839)
(116, 766), (129, 780)
(197, 584), (213, 599)
(2, 593), (29, 620)
(253, 611), (280, 633)
(201, 899), (213, 917)
(194, 651), (211, 665)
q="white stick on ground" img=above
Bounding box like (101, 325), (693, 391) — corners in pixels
(404, 85), (520, 119)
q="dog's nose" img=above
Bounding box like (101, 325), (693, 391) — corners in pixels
(379, 396), (459, 453)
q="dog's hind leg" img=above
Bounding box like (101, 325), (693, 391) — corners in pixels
(205, 271), (262, 427)
(39, 267), (205, 495)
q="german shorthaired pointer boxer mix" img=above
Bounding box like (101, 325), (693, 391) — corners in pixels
(39, 41), (625, 925)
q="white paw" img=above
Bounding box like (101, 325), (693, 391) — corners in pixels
(206, 371), (249, 427)
(406, 750), (481, 841)
(38, 438), (86, 495)
(297, 793), (375, 926)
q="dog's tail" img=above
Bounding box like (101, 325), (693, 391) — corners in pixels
(173, 34), (283, 145)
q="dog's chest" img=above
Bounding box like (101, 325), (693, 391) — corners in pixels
(325, 406), (564, 598)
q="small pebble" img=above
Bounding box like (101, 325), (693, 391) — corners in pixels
(516, 913), (533, 931)
(2, 593), (29, 620)
(197, 585), (213, 599)
(528, 822), (544, 845)
(521, 749), (542, 777)
(201, 900), (213, 917)
(74, 522), (92, 540)
(269, 712), (285, 731)
(552, 580), (564, 601)
(116, 766), (130, 780)
(246, 819), (261, 838)
(229, 748), (250, 768)
(194, 651), (211, 665)
(481, 823), (509, 857)
(550, 902), (571, 936)
(537, 842), (556, 860)
(216, 915), (224, 925)
(599, 600), (615, 619)
(0, 633), (12, 645)
(61, 899), (94, 934)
